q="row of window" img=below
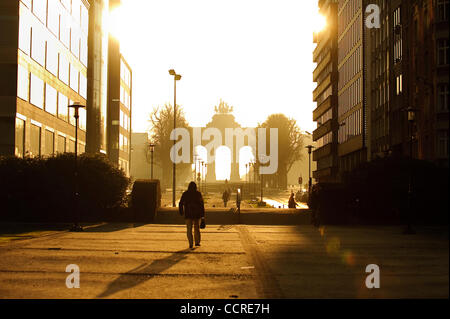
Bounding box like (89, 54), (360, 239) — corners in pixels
(20, 29), (88, 99)
(15, 117), (84, 158)
(371, 51), (390, 81)
(316, 62), (332, 85)
(438, 39), (449, 66)
(338, 46), (361, 91)
(338, 77), (362, 117)
(120, 60), (132, 88)
(338, 14), (362, 65)
(437, 0), (450, 21)
(338, 109), (363, 144)
(316, 131), (333, 149)
(19, 1), (88, 67)
(317, 108), (332, 127)
(17, 64), (86, 130)
(120, 86), (131, 109)
(120, 110), (130, 131)
(316, 84), (332, 106)
(119, 134), (129, 153)
(338, 0), (361, 33)
(373, 81), (390, 110)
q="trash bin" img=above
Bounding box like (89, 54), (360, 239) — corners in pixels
(131, 179), (161, 222)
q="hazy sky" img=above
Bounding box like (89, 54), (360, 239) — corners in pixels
(111, 0), (322, 134)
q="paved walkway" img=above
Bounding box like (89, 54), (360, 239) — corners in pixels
(0, 223), (448, 298)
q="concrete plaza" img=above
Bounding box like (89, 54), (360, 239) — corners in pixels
(0, 222), (448, 299)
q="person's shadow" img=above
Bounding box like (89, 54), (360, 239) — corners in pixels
(97, 249), (189, 298)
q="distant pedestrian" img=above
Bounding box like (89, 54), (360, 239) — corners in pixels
(179, 182), (205, 250)
(288, 192), (298, 208)
(222, 189), (230, 207)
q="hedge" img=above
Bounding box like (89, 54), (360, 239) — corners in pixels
(0, 153), (129, 222)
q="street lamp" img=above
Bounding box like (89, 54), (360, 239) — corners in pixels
(200, 161), (204, 193)
(305, 145), (315, 199)
(68, 103), (85, 232)
(204, 163), (207, 194)
(193, 154), (198, 181)
(149, 143), (155, 179)
(169, 69), (181, 207)
(245, 163), (248, 197)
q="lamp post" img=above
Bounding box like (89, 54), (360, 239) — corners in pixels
(245, 163), (248, 198)
(68, 103), (85, 232)
(169, 69), (181, 207)
(204, 163), (207, 194)
(149, 143), (155, 179)
(305, 145), (315, 199)
(200, 161), (205, 191)
(404, 106), (418, 235)
(193, 154), (198, 181)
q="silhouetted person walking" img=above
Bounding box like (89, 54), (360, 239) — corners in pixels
(222, 189), (230, 207)
(179, 182), (205, 249)
(288, 192), (298, 208)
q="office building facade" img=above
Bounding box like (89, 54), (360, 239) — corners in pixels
(312, 0), (449, 181)
(312, 0), (339, 183)
(0, 0), (89, 158)
(107, 17), (132, 176)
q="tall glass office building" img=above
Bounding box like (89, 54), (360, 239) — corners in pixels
(0, 0), (89, 157)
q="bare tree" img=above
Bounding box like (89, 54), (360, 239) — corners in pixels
(259, 114), (304, 189)
(148, 104), (191, 188)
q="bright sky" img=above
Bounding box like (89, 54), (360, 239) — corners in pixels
(111, 0), (322, 134)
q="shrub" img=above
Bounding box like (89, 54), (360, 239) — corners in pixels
(0, 153), (129, 222)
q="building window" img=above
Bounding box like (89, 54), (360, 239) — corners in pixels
(30, 124), (41, 157)
(18, 6), (31, 55)
(437, 0), (449, 21)
(60, 10), (70, 48)
(32, 0), (47, 24)
(46, 40), (59, 76)
(58, 92), (69, 121)
(70, 27), (80, 58)
(437, 131), (449, 157)
(44, 130), (55, 156)
(31, 27), (46, 66)
(79, 107), (87, 131)
(79, 73), (87, 99)
(59, 55), (69, 84)
(15, 118), (25, 158)
(438, 84), (449, 111)
(80, 34), (88, 66)
(30, 73), (44, 109)
(17, 64), (29, 101)
(45, 84), (57, 115)
(70, 64), (79, 92)
(47, 0), (59, 36)
(68, 139), (76, 153)
(438, 39), (449, 65)
(57, 135), (66, 153)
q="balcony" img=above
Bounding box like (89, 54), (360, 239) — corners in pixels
(313, 30), (330, 62)
(313, 119), (332, 141)
(313, 51), (331, 82)
(313, 143), (332, 161)
(313, 95), (332, 120)
(313, 74), (331, 101)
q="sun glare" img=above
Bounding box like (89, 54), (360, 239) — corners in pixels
(108, 6), (125, 41)
(313, 12), (327, 33)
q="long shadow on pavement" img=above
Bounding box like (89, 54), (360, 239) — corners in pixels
(97, 248), (190, 298)
(82, 223), (148, 233)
